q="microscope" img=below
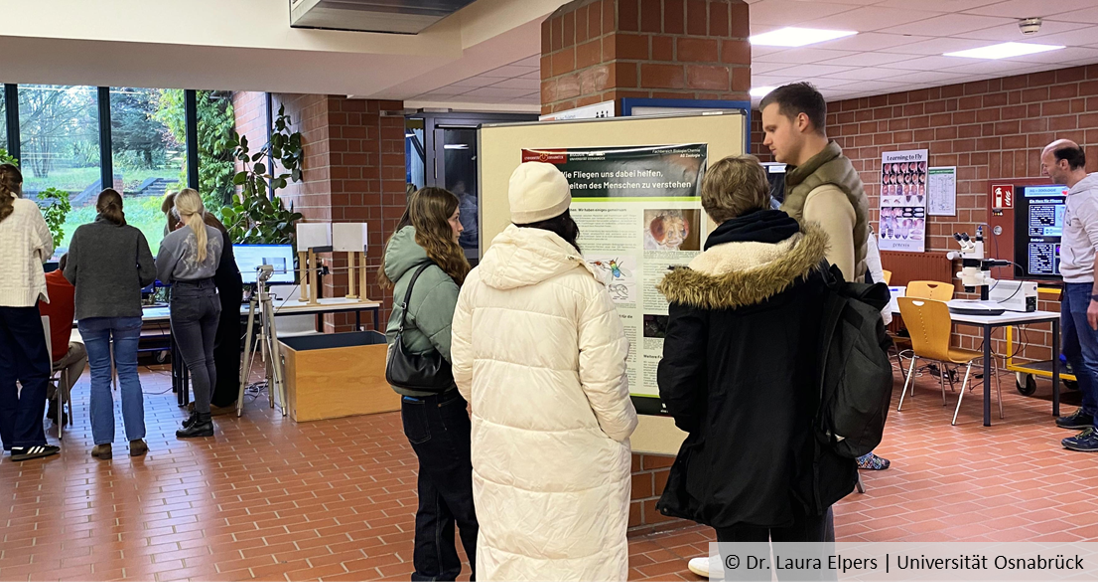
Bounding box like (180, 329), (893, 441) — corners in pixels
(945, 226), (1036, 313)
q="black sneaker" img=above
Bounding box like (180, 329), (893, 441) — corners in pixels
(1056, 409), (1094, 430)
(1062, 427), (1098, 452)
(11, 444), (60, 461)
(177, 413), (213, 438)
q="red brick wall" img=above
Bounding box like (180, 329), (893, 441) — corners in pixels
(540, 0), (750, 115)
(629, 454), (682, 534)
(750, 64), (1098, 361)
(233, 93), (407, 332)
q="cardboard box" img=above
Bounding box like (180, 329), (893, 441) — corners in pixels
(279, 331), (399, 422)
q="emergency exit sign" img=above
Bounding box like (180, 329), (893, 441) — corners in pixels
(993, 184), (1014, 209)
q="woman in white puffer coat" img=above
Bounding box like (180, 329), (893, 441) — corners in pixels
(451, 162), (638, 581)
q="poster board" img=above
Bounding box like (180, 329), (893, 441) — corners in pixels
(478, 112), (745, 421)
(878, 149), (928, 252)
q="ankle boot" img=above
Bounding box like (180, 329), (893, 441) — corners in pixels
(176, 413), (213, 438)
(181, 412), (199, 429)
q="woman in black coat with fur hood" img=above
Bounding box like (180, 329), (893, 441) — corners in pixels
(655, 155), (857, 543)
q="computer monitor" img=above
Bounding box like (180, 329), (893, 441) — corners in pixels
(1013, 184), (1068, 281)
(234, 244), (296, 284)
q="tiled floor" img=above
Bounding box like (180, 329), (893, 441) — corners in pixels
(1, 361), (1095, 582)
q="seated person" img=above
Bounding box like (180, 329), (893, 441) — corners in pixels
(40, 253), (87, 423)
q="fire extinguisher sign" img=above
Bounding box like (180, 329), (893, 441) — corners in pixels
(993, 184), (1014, 209)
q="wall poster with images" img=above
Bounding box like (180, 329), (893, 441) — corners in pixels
(878, 149), (928, 252)
(520, 144), (708, 400)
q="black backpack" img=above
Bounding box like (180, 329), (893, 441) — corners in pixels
(815, 263), (894, 459)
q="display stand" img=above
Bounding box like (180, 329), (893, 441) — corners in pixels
(238, 265), (288, 417)
(333, 223), (369, 303)
(296, 223), (333, 306)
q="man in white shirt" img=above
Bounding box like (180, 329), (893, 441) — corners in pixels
(1042, 139), (1098, 452)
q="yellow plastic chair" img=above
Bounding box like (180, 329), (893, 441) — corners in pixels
(896, 297), (1003, 425)
(906, 280), (954, 301)
(881, 269), (892, 285)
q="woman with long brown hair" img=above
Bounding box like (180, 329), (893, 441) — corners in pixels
(380, 187), (478, 582)
(65, 188), (157, 459)
(0, 164), (60, 461)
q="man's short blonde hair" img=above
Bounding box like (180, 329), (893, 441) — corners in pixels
(701, 154), (772, 224)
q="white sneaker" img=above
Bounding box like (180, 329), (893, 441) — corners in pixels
(688, 556), (710, 578)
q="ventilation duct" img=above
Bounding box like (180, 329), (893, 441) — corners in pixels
(290, 0), (477, 34)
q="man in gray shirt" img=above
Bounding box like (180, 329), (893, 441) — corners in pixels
(1042, 139), (1098, 452)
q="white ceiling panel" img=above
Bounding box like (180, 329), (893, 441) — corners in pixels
(816, 32), (935, 52)
(877, 70), (971, 84)
(1007, 45), (1098, 64)
(766, 64), (859, 76)
(957, 19), (1091, 41)
(821, 67), (915, 80)
(962, 0), (1098, 19)
(798, 7), (945, 33)
(816, 51), (923, 66)
(460, 86), (535, 99)
(878, 14), (1015, 36)
(1028, 26), (1098, 47)
(878, 37), (998, 56)
(874, 0), (999, 9)
(747, 1), (858, 25)
(941, 59), (1048, 75)
(753, 48), (860, 64)
(1061, 6), (1098, 24)
(488, 77), (541, 90)
(876, 55), (973, 71)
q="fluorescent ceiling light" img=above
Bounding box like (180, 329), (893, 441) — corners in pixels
(944, 42), (1064, 60)
(749, 27), (857, 48)
(750, 86), (776, 98)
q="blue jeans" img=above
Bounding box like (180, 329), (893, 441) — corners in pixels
(1061, 283), (1098, 426)
(79, 317), (145, 445)
(0, 305), (51, 449)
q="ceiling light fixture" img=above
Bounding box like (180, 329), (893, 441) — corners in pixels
(749, 27), (857, 48)
(750, 86), (777, 98)
(944, 42), (1064, 59)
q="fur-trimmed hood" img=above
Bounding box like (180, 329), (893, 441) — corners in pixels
(657, 224), (829, 309)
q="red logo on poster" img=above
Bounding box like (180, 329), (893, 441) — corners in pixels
(992, 184), (1014, 209)
(521, 149), (567, 164)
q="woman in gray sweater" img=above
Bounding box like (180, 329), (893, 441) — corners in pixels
(64, 189), (156, 460)
(157, 189), (223, 438)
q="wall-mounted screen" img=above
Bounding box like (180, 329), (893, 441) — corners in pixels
(1014, 184), (1068, 280)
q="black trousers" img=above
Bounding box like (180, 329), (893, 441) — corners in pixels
(716, 507), (835, 582)
(210, 272), (242, 408)
(402, 390), (479, 581)
(0, 305), (51, 450)
(170, 280), (221, 415)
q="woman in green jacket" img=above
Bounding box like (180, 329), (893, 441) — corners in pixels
(379, 187), (478, 582)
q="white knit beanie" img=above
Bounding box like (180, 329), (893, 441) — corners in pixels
(508, 162), (572, 224)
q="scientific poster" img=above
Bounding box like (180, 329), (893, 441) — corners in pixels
(927, 166), (957, 216)
(520, 144), (708, 400)
(878, 149), (928, 252)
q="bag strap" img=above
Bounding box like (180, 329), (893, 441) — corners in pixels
(398, 263), (434, 333)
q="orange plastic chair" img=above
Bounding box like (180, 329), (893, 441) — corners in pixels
(881, 269), (892, 285)
(896, 297), (1003, 425)
(905, 280), (954, 301)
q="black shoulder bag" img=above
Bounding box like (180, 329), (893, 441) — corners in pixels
(385, 263), (454, 393)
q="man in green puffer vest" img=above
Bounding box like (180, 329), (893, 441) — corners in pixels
(761, 84), (892, 472)
(761, 82), (871, 284)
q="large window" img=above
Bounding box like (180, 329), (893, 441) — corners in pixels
(18, 85), (101, 201)
(3, 84), (241, 256)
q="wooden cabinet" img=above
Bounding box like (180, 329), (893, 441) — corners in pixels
(279, 331), (399, 422)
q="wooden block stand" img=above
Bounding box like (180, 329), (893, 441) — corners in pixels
(279, 331), (398, 422)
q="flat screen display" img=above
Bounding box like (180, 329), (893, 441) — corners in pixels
(234, 244), (296, 284)
(1014, 184), (1068, 280)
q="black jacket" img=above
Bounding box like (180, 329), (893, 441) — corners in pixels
(655, 212), (857, 529)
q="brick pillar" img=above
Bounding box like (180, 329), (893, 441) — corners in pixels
(260, 95), (407, 332)
(540, 0), (751, 116)
(538, 0), (751, 533)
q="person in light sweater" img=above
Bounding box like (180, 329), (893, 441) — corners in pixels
(1043, 139), (1098, 453)
(0, 163), (59, 462)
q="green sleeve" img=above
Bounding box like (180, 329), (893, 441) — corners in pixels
(412, 273), (460, 363)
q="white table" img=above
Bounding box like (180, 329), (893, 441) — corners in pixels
(143, 297), (382, 407)
(891, 300), (1060, 426)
